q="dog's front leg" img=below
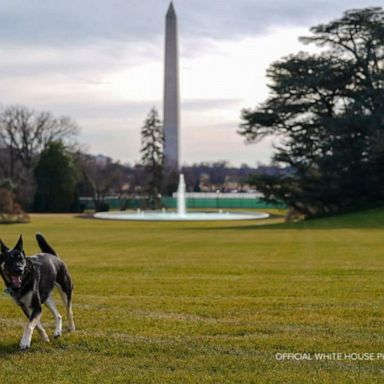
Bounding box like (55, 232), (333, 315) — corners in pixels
(20, 305), (49, 343)
(36, 321), (50, 342)
(20, 314), (41, 350)
(19, 299), (42, 351)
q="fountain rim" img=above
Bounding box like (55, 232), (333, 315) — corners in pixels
(93, 210), (270, 222)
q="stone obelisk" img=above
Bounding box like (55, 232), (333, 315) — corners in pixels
(163, 2), (179, 169)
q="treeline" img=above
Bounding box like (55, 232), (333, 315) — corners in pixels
(0, 106), (271, 214)
(75, 160), (277, 212)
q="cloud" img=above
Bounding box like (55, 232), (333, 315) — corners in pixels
(0, 0), (378, 46)
(0, 39), (162, 78)
(0, 24), (327, 165)
(181, 98), (241, 110)
(182, 122), (277, 166)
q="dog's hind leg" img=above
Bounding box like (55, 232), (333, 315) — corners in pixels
(57, 286), (75, 332)
(67, 301), (75, 332)
(44, 295), (62, 338)
(56, 268), (75, 332)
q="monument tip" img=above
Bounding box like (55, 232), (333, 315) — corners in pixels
(167, 2), (176, 17)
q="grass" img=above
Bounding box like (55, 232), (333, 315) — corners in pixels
(0, 208), (384, 383)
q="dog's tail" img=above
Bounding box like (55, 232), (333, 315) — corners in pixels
(36, 233), (58, 256)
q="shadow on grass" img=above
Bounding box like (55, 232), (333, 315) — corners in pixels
(0, 342), (20, 356)
(181, 208), (384, 231)
(76, 207), (384, 230)
(0, 221), (30, 226)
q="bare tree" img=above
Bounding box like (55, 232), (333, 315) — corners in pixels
(74, 153), (125, 211)
(0, 105), (79, 179)
(0, 179), (29, 223)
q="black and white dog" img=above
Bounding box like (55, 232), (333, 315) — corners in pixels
(0, 234), (75, 350)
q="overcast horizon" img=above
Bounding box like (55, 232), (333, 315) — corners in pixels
(0, 0), (379, 166)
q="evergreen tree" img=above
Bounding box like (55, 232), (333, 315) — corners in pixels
(239, 7), (384, 217)
(34, 142), (78, 212)
(140, 107), (164, 208)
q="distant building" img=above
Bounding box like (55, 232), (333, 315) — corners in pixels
(94, 154), (111, 167)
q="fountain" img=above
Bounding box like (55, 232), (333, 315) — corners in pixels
(94, 174), (270, 222)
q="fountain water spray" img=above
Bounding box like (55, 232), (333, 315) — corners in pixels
(177, 174), (186, 216)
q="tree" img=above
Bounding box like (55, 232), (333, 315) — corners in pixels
(74, 153), (125, 211)
(34, 142), (78, 212)
(239, 7), (384, 217)
(140, 107), (164, 207)
(0, 179), (29, 223)
(0, 105), (79, 177)
(0, 105), (79, 209)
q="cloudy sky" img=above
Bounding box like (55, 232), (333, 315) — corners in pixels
(0, 0), (378, 166)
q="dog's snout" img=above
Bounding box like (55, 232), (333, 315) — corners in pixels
(14, 266), (24, 275)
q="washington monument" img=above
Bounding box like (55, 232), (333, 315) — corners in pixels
(163, 2), (180, 169)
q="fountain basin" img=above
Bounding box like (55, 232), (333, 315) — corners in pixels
(94, 210), (270, 222)
(94, 175), (270, 222)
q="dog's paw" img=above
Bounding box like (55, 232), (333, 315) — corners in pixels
(38, 330), (50, 342)
(42, 335), (50, 343)
(54, 330), (62, 339)
(19, 343), (30, 351)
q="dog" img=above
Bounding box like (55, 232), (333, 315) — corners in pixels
(0, 234), (75, 350)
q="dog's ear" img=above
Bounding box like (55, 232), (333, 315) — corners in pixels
(0, 239), (9, 254)
(14, 235), (23, 252)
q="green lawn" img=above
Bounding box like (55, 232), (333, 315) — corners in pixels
(0, 209), (384, 383)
